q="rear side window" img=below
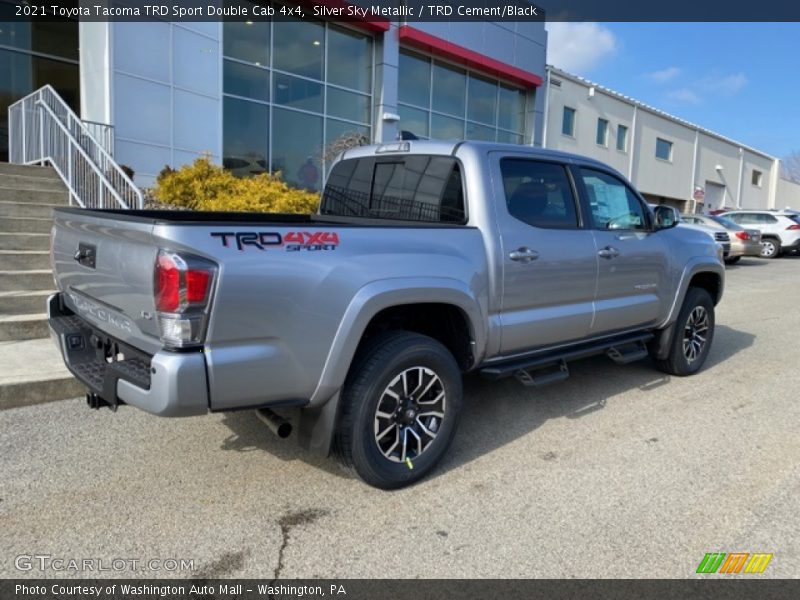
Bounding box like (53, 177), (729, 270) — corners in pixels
(320, 156), (465, 223)
(500, 159), (579, 229)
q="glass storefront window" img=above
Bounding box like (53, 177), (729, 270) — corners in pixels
(327, 25), (371, 93)
(397, 105), (429, 139)
(326, 87), (370, 124)
(272, 108), (323, 190)
(467, 74), (497, 126)
(0, 11), (79, 61)
(222, 10), (373, 189)
(223, 60), (269, 102)
(223, 96), (269, 176)
(432, 62), (466, 118)
(498, 85), (526, 133)
(0, 47), (79, 161)
(398, 50), (528, 144)
(273, 73), (323, 113)
(466, 122), (496, 142)
(431, 113), (464, 140)
(326, 119), (369, 152)
(398, 50), (431, 108)
(272, 19), (324, 81)
(223, 18), (269, 66)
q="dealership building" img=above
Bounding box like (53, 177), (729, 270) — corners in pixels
(3, 5), (800, 211)
(0, 3), (546, 187)
(543, 66), (800, 213)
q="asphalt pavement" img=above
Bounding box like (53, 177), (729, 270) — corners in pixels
(1, 256), (798, 579)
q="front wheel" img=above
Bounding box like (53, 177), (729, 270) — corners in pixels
(760, 238), (781, 259)
(655, 287), (715, 376)
(334, 331), (463, 489)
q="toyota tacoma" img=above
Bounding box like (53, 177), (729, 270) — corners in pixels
(48, 141), (724, 488)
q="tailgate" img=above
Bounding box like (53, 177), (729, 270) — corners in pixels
(51, 209), (161, 354)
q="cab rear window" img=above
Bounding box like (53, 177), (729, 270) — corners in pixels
(320, 156), (465, 223)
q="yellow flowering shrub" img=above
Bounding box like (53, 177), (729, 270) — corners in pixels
(153, 157), (320, 214)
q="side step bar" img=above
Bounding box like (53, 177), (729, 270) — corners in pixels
(480, 332), (654, 384)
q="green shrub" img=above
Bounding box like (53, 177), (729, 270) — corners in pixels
(153, 157), (320, 214)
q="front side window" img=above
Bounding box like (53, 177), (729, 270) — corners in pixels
(655, 138), (673, 161)
(321, 155), (465, 223)
(580, 168), (647, 230)
(596, 118), (609, 146)
(562, 106), (576, 136)
(500, 159), (579, 229)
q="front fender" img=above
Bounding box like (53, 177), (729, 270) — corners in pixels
(659, 257), (725, 328)
(308, 277), (487, 407)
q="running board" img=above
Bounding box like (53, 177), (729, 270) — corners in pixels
(480, 332), (654, 381)
(514, 360), (569, 387)
(606, 341), (650, 364)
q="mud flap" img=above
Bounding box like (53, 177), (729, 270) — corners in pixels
(650, 323), (676, 360)
(296, 392), (341, 456)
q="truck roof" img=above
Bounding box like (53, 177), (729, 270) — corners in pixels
(340, 140), (613, 172)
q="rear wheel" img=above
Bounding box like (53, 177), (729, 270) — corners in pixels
(334, 331), (463, 489)
(760, 238), (781, 259)
(655, 287), (715, 376)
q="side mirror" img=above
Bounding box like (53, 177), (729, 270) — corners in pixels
(653, 205), (679, 230)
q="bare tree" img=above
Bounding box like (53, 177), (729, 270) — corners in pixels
(781, 150), (800, 183)
(321, 130), (370, 165)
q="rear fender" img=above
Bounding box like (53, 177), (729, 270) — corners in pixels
(308, 277), (486, 408)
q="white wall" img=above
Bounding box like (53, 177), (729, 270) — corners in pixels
(544, 75), (633, 176)
(110, 22), (222, 187)
(544, 68), (778, 211)
(777, 177), (800, 210)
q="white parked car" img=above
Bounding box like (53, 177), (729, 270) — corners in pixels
(720, 210), (800, 258)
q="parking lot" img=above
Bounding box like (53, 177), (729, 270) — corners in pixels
(1, 256), (799, 579)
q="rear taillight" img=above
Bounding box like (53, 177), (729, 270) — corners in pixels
(154, 250), (216, 348)
(735, 231), (750, 241)
(786, 224), (800, 230)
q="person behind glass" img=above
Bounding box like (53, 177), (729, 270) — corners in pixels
(297, 157), (319, 190)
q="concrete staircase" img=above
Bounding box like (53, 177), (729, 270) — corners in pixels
(0, 162), (85, 410)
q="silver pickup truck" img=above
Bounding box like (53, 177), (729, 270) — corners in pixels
(48, 141), (724, 488)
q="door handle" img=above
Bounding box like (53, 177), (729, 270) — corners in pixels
(598, 246), (620, 259)
(509, 247), (539, 263)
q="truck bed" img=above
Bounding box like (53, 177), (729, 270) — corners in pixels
(55, 207), (471, 228)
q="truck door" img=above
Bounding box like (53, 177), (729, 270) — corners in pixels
(491, 155), (598, 355)
(573, 166), (671, 334)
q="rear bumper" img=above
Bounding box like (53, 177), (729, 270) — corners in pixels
(47, 293), (208, 417)
(729, 240), (763, 257)
(782, 238), (800, 251)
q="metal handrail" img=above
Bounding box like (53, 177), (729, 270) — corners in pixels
(8, 85), (142, 209)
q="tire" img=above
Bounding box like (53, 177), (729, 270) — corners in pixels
(724, 256), (741, 265)
(333, 331), (463, 489)
(655, 287), (715, 376)
(760, 238), (781, 259)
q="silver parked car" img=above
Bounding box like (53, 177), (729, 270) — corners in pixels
(721, 210), (800, 258)
(680, 214), (762, 264)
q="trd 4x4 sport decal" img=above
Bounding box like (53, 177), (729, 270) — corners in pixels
(210, 231), (340, 252)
